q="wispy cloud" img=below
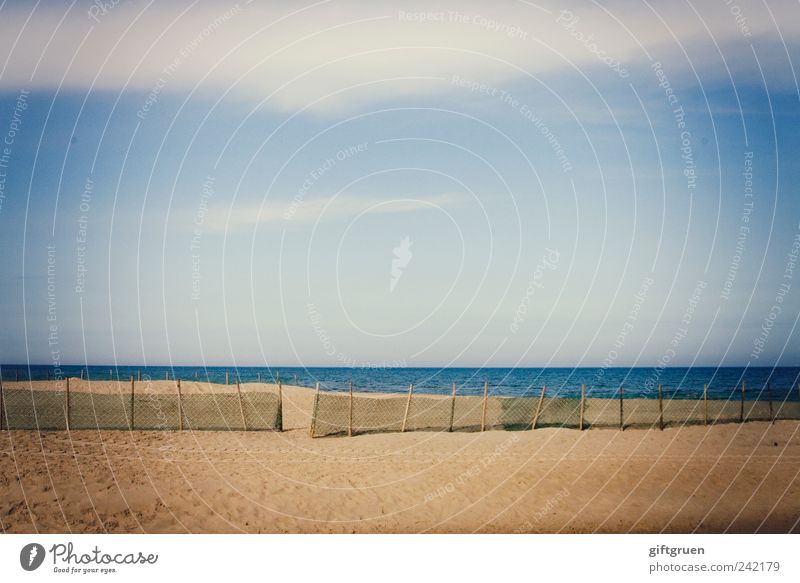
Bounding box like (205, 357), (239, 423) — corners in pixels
(1, 0), (797, 113)
(200, 192), (462, 232)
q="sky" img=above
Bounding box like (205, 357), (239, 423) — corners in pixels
(0, 0), (798, 368)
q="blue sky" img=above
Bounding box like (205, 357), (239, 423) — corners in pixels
(0, 0), (798, 368)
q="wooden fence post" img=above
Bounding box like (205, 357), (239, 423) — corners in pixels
(236, 380), (247, 431)
(226, 370), (229, 385)
(277, 378), (283, 432)
(619, 386), (624, 431)
(658, 384), (664, 431)
(740, 382), (746, 423)
(532, 385), (546, 430)
(703, 384), (708, 426)
(177, 379), (183, 430)
(0, 377), (5, 431)
(81, 368), (84, 380)
(65, 377), (71, 431)
(448, 383), (457, 432)
(401, 384), (414, 432)
(137, 370), (141, 382)
(294, 374), (298, 386)
(767, 381), (774, 424)
(348, 381), (353, 437)
(480, 380), (489, 432)
(309, 382), (320, 438)
(579, 384), (585, 430)
(130, 376), (135, 430)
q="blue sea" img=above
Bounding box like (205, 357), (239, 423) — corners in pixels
(2, 365), (799, 400)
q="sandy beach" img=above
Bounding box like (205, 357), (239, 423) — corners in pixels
(1, 381), (799, 534)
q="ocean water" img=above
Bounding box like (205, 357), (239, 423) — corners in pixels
(2, 365), (799, 400)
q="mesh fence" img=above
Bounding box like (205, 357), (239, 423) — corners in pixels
(242, 392), (282, 431)
(309, 388), (800, 437)
(0, 384), (281, 431)
(405, 395), (455, 432)
(70, 392), (132, 429)
(484, 396), (538, 430)
(2, 389), (68, 430)
(4, 382), (798, 436)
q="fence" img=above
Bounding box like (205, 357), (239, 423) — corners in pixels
(309, 382), (800, 438)
(4, 378), (799, 436)
(0, 378), (282, 431)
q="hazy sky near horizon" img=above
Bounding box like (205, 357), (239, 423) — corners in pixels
(0, 0), (799, 368)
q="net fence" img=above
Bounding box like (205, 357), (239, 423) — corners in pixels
(310, 386), (800, 437)
(0, 381), (281, 431)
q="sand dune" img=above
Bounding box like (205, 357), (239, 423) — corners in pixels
(1, 382), (799, 533)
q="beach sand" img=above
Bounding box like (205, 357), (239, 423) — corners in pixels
(1, 381), (799, 533)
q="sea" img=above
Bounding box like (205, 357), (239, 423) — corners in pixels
(2, 365), (799, 400)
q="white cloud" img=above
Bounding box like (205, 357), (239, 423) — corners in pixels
(0, 0), (798, 113)
(200, 192), (462, 231)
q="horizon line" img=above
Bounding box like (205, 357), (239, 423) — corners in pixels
(2, 364), (798, 370)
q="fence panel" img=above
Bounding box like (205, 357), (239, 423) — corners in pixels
(662, 397), (706, 427)
(452, 395), (484, 431)
(182, 393), (245, 430)
(131, 393), (181, 430)
(312, 392), (349, 437)
(622, 399), (659, 429)
(70, 392), (131, 429)
(241, 392), (281, 430)
(404, 395), (453, 432)
(353, 395), (406, 435)
(534, 397), (582, 429)
(705, 399), (742, 425)
(774, 400), (800, 421)
(743, 399), (773, 422)
(3, 389), (67, 430)
(483, 396), (538, 430)
(583, 398), (620, 429)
